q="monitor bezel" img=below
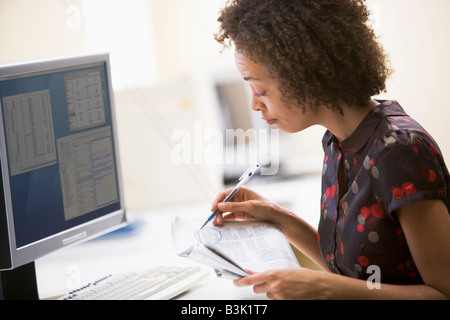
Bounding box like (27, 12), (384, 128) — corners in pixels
(0, 53), (127, 270)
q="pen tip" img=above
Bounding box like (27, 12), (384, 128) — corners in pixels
(200, 221), (207, 229)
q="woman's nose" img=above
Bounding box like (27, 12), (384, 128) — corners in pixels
(250, 97), (265, 112)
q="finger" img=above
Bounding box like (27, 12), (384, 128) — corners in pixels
(214, 211), (250, 225)
(253, 282), (270, 295)
(221, 212), (240, 220)
(218, 200), (254, 213)
(212, 212), (224, 226)
(222, 211), (252, 221)
(233, 272), (266, 287)
(210, 187), (235, 211)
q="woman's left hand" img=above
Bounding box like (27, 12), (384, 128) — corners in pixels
(233, 268), (329, 300)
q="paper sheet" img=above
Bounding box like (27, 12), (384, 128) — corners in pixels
(172, 217), (300, 279)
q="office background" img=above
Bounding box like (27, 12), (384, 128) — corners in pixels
(1, 0), (449, 213)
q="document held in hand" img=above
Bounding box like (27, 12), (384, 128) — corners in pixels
(172, 217), (300, 280)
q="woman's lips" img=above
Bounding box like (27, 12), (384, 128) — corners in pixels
(263, 118), (277, 125)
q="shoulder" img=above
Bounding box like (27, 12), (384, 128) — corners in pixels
(369, 116), (448, 214)
(375, 114), (444, 172)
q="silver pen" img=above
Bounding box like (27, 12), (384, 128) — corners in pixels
(200, 163), (260, 229)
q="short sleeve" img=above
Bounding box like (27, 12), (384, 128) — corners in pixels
(373, 130), (448, 217)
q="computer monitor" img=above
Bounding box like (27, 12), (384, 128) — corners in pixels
(0, 53), (126, 299)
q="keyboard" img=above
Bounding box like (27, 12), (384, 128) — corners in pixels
(59, 265), (207, 300)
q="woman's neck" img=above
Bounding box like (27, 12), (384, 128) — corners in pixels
(320, 99), (379, 142)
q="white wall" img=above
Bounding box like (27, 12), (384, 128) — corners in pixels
(370, 0), (450, 162)
(0, 0), (85, 61)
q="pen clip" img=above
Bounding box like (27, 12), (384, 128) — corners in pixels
(239, 163), (260, 181)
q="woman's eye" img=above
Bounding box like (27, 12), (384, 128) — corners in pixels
(255, 91), (266, 97)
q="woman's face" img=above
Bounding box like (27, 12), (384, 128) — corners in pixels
(235, 51), (317, 133)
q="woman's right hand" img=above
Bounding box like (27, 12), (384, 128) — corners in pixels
(211, 186), (327, 271)
(210, 186), (286, 227)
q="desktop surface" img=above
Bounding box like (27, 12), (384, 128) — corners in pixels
(35, 204), (266, 300)
(36, 175), (320, 300)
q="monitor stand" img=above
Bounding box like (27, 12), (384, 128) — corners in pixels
(0, 262), (39, 300)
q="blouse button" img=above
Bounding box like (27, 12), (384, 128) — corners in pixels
(330, 254), (336, 268)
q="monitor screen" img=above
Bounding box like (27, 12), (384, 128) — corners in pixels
(0, 53), (126, 279)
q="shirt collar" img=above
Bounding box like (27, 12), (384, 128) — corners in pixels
(322, 100), (408, 154)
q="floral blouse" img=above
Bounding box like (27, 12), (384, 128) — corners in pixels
(318, 100), (449, 285)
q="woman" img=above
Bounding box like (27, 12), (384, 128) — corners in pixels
(211, 0), (450, 299)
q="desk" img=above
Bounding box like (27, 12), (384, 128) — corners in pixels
(36, 175), (321, 300)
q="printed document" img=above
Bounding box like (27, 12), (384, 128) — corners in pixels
(172, 217), (300, 279)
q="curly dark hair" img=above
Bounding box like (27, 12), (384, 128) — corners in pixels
(215, 0), (392, 114)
